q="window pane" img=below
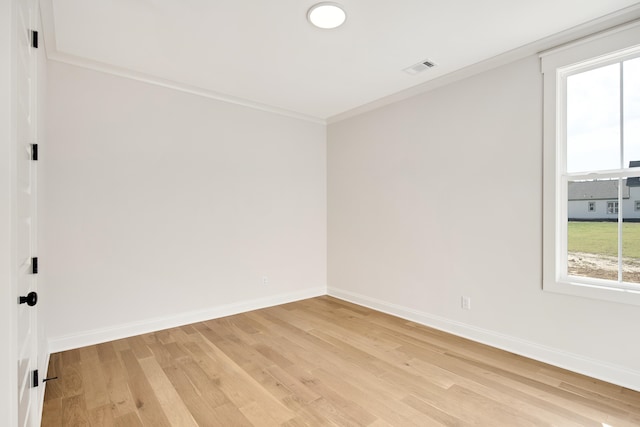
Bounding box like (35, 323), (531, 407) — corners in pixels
(623, 177), (640, 284)
(567, 179), (618, 281)
(566, 63), (620, 173)
(624, 57), (640, 168)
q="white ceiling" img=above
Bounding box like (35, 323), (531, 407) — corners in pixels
(41, 0), (640, 121)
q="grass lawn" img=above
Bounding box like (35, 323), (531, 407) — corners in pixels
(568, 221), (640, 259)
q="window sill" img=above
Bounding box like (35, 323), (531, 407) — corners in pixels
(544, 277), (640, 306)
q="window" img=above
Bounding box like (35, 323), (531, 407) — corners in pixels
(635, 200), (640, 211)
(542, 22), (640, 305)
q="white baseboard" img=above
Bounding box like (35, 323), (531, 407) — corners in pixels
(48, 287), (326, 353)
(47, 285), (640, 392)
(328, 287), (640, 392)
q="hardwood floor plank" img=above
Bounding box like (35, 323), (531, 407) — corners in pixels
(110, 338), (131, 353)
(162, 341), (192, 364)
(194, 326), (298, 425)
(289, 367), (377, 426)
(59, 349), (84, 398)
(79, 346), (110, 410)
(445, 384), (548, 426)
(61, 394), (90, 427)
(180, 324), (199, 335)
(176, 356), (230, 408)
(253, 342), (295, 368)
(265, 364), (322, 405)
(41, 296), (640, 426)
(88, 404), (116, 426)
(145, 341), (176, 369)
(119, 349), (173, 427)
(114, 412), (143, 427)
(137, 357), (198, 427)
(445, 351), (639, 426)
(100, 357), (137, 418)
(211, 402), (255, 427)
(402, 393), (472, 427)
(41, 398), (62, 427)
(391, 341), (596, 426)
(154, 329), (175, 345)
(128, 336), (153, 359)
(161, 362), (223, 426)
(559, 381), (640, 418)
(96, 341), (119, 364)
(311, 366), (430, 426)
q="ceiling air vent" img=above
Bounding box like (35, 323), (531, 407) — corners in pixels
(403, 59), (437, 75)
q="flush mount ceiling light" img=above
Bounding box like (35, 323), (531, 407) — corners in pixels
(307, 2), (346, 29)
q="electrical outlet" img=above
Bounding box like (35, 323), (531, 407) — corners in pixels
(461, 296), (471, 310)
(262, 276), (269, 286)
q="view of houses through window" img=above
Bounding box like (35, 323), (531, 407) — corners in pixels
(565, 55), (640, 285)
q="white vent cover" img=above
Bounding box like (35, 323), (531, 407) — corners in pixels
(403, 59), (437, 75)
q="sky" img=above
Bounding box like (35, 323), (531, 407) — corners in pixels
(566, 56), (640, 173)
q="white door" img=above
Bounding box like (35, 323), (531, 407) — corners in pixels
(16, 0), (39, 425)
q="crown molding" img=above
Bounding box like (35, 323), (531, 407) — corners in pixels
(39, 0), (325, 125)
(327, 5), (640, 124)
(50, 52), (326, 124)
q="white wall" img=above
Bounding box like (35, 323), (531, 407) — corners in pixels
(328, 56), (640, 390)
(45, 61), (326, 350)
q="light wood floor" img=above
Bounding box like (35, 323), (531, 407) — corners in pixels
(41, 296), (640, 426)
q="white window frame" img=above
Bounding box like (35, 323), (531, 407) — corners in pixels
(541, 21), (640, 306)
(635, 200), (640, 211)
(607, 201), (619, 215)
(588, 201), (596, 212)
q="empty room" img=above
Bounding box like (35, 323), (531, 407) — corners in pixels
(3, 0), (640, 426)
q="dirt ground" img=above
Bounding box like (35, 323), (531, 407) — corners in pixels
(568, 252), (640, 283)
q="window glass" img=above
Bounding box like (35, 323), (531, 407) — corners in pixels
(567, 63), (620, 173)
(624, 57), (640, 167)
(568, 180), (618, 281)
(620, 196), (640, 284)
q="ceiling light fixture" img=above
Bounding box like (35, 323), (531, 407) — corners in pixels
(307, 2), (346, 29)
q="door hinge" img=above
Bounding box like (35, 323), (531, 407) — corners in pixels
(32, 369), (39, 388)
(32, 257), (38, 274)
(31, 144), (38, 161)
(31, 30), (38, 49)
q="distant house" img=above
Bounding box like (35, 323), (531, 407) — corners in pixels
(567, 180), (638, 220)
(568, 161), (640, 221)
